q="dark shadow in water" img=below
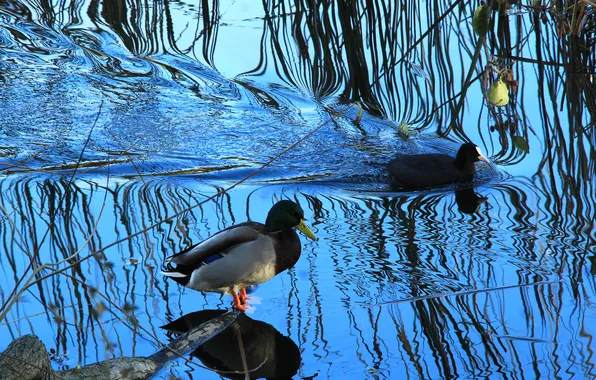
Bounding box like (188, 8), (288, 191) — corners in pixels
(2, 0), (594, 189)
(161, 310), (301, 379)
(0, 174), (595, 377)
(455, 187), (488, 215)
(382, 184), (488, 215)
(1, 0), (595, 375)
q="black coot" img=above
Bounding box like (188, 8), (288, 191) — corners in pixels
(387, 143), (490, 189)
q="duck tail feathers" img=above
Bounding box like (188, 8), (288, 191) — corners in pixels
(161, 270), (187, 278)
(161, 261), (190, 279)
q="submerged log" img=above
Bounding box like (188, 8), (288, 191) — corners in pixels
(0, 335), (54, 380)
(0, 310), (241, 380)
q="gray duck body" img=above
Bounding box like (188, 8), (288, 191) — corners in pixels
(164, 221), (301, 295)
(161, 200), (317, 311)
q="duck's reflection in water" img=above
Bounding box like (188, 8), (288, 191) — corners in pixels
(162, 310), (301, 379)
(455, 187), (488, 214)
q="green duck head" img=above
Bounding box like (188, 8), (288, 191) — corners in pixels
(265, 200), (317, 240)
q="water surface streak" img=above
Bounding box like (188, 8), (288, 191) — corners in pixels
(1, 0), (595, 379)
(0, 175), (593, 377)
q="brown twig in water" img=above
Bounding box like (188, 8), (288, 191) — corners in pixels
(371, 0), (464, 87)
(0, 102), (105, 319)
(0, 105), (353, 324)
(337, 279), (564, 313)
(237, 329), (250, 380)
(441, 34), (487, 137)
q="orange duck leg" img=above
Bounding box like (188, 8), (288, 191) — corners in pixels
(239, 288), (252, 305)
(232, 292), (248, 312)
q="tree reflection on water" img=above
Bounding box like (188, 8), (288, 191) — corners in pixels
(0, 0), (594, 378)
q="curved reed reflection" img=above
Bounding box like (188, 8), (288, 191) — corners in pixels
(297, 182), (595, 378)
(0, 175), (594, 377)
(0, 175), (205, 363)
(1, 0), (596, 378)
(2, 0), (593, 190)
(470, 4), (596, 211)
(254, 0), (465, 126)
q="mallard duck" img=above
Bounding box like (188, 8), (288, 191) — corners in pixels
(387, 142), (490, 189)
(162, 200), (317, 311)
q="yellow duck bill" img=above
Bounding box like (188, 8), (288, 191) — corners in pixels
(296, 219), (317, 241)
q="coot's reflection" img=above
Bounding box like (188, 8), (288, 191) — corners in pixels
(589, 254), (596, 275)
(162, 310), (301, 379)
(455, 187), (487, 214)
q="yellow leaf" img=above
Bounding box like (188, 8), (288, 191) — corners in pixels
(355, 102), (363, 124)
(398, 122), (409, 136)
(512, 136), (529, 153)
(473, 3), (491, 36)
(486, 79), (509, 107)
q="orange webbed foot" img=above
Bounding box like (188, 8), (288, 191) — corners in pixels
(232, 292), (248, 312)
(239, 288), (252, 305)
